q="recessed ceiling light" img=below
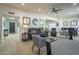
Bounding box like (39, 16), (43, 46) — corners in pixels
(38, 8), (41, 11)
(8, 11), (15, 15)
(21, 3), (25, 5)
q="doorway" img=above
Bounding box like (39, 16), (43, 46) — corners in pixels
(9, 22), (15, 33)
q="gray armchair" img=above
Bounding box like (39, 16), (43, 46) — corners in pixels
(32, 35), (46, 54)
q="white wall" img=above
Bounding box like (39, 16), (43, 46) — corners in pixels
(0, 17), (2, 40)
(58, 17), (79, 34)
(0, 5), (79, 33)
(0, 5), (57, 28)
(0, 5), (57, 40)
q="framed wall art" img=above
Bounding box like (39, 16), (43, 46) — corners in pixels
(70, 21), (77, 26)
(32, 18), (38, 25)
(56, 22), (59, 26)
(23, 17), (30, 25)
(39, 19), (44, 25)
(63, 21), (68, 26)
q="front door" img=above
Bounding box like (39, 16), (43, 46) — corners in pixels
(9, 22), (15, 33)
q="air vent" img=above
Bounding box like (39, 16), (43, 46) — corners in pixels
(8, 11), (15, 15)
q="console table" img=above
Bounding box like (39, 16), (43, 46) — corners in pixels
(45, 37), (57, 55)
(22, 32), (28, 41)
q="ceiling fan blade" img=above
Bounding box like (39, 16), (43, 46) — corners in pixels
(56, 9), (63, 11)
(55, 11), (58, 14)
(49, 7), (63, 14)
(52, 8), (55, 11)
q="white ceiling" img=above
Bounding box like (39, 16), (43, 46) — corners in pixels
(1, 3), (79, 17)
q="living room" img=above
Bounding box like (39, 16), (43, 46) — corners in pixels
(0, 3), (79, 55)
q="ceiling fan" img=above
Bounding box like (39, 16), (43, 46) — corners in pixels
(50, 7), (63, 14)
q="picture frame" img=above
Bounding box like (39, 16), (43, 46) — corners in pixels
(63, 21), (68, 26)
(39, 19), (44, 25)
(70, 21), (77, 26)
(23, 17), (30, 25)
(32, 18), (38, 25)
(56, 22), (59, 26)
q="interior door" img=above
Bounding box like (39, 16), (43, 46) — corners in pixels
(9, 22), (15, 33)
